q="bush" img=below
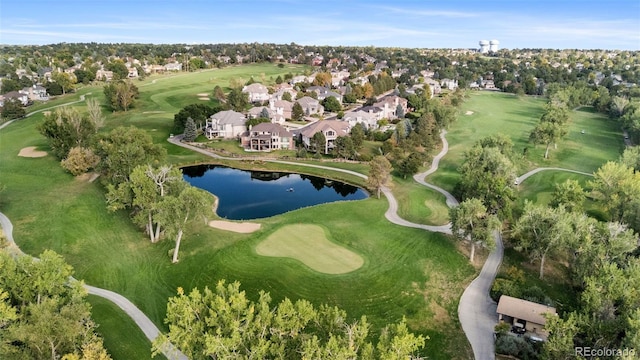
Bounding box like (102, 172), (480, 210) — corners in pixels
(495, 334), (539, 359)
(61, 147), (100, 176)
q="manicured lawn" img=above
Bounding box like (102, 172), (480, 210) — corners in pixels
(392, 175), (450, 226)
(88, 295), (166, 360)
(0, 65), (476, 359)
(255, 224), (365, 274)
(428, 92), (624, 193)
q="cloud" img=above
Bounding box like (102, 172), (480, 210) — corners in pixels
(371, 5), (481, 18)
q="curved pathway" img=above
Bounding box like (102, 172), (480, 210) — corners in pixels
(516, 167), (593, 184)
(0, 94), (88, 130)
(0, 212), (187, 360)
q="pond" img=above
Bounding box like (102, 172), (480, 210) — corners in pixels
(182, 165), (368, 220)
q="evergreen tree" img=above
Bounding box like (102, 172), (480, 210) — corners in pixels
(183, 117), (197, 141)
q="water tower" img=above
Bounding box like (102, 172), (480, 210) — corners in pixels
(479, 40), (490, 53)
(489, 40), (500, 52)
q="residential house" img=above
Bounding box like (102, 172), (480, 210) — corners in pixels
(423, 78), (442, 97)
(20, 85), (48, 101)
(307, 86), (343, 103)
(298, 120), (351, 154)
(440, 78), (458, 91)
(342, 110), (379, 129)
(127, 67), (139, 78)
(164, 62), (182, 71)
(95, 69), (114, 81)
(204, 110), (247, 139)
(497, 295), (556, 341)
(290, 75), (308, 85)
(373, 95), (408, 120)
(3, 91), (29, 106)
(359, 106), (384, 121)
(248, 106), (285, 124)
(242, 122), (294, 152)
(242, 83), (270, 103)
(295, 96), (324, 115)
(269, 99), (293, 122)
(331, 70), (350, 87)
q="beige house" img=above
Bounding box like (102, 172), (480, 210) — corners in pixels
(242, 83), (270, 103)
(497, 295), (556, 340)
(295, 96), (324, 115)
(242, 123), (294, 152)
(299, 120), (351, 154)
(204, 110), (247, 139)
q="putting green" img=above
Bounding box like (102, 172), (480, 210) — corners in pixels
(255, 224), (364, 274)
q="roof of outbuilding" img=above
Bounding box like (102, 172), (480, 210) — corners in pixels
(497, 295), (556, 326)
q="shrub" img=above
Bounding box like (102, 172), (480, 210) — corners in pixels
(61, 147), (100, 176)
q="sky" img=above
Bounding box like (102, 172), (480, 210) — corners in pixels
(1, 0), (639, 50)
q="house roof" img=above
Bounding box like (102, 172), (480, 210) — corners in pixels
(497, 296), (556, 326)
(211, 110), (246, 125)
(360, 106), (383, 113)
(273, 100), (293, 110)
(242, 83), (268, 94)
(4, 91), (26, 99)
(299, 120), (350, 138)
(343, 110), (378, 121)
(296, 96), (320, 107)
(250, 122), (292, 137)
(248, 106), (273, 117)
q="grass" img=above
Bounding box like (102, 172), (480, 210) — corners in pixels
(0, 64), (476, 359)
(255, 224), (365, 274)
(88, 295), (166, 360)
(392, 175), (450, 226)
(428, 92), (624, 193)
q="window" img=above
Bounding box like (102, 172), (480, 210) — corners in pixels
(326, 130), (335, 136)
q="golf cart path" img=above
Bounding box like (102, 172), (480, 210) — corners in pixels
(0, 94), (89, 131)
(0, 212), (187, 360)
(516, 167), (593, 184)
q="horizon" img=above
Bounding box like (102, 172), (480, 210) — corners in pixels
(1, 0), (639, 50)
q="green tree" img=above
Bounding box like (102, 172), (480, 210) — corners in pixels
(333, 136), (356, 160)
(227, 88), (249, 112)
(321, 96), (342, 112)
(275, 75), (283, 84)
(589, 161), (640, 224)
(282, 91), (292, 101)
(292, 102), (304, 121)
(94, 126), (166, 186)
(153, 280), (425, 359)
(350, 123), (366, 150)
(396, 152), (424, 179)
(619, 146), (640, 172)
(38, 107), (96, 159)
(513, 202), (574, 279)
(311, 131), (327, 154)
(529, 121), (565, 159)
(367, 156), (392, 199)
(157, 186), (211, 263)
(0, 98), (25, 120)
(183, 117), (197, 141)
(103, 80), (139, 111)
(449, 198), (500, 263)
(550, 179), (585, 212)
(246, 116), (270, 128)
(212, 85), (226, 102)
(51, 71), (77, 95)
(173, 103), (219, 133)
(106, 60), (128, 80)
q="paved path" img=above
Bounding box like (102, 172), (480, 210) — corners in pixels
(516, 167), (593, 185)
(0, 212), (187, 360)
(0, 94), (88, 130)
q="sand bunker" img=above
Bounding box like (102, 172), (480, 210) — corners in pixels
(199, 97), (210, 101)
(18, 147), (47, 158)
(196, 93), (209, 97)
(465, 111), (474, 115)
(209, 220), (261, 233)
(142, 111), (165, 114)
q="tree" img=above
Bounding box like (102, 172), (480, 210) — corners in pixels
(550, 179), (585, 212)
(589, 161), (640, 224)
(105, 60), (128, 80)
(396, 152), (424, 179)
(322, 96), (342, 112)
(246, 116), (270, 128)
(333, 136), (356, 160)
(259, 107), (271, 119)
(395, 104), (405, 119)
(0, 98), (25, 120)
(619, 146), (640, 172)
(153, 280), (426, 359)
(350, 123), (366, 150)
(611, 96), (629, 117)
(61, 147), (100, 176)
(183, 117), (197, 141)
(512, 202), (574, 279)
(226, 88), (249, 112)
(94, 126), (166, 186)
(212, 85), (226, 102)
(529, 121), (565, 159)
(85, 97), (105, 129)
(282, 91), (292, 101)
(449, 198), (500, 263)
(311, 131), (327, 154)
(38, 107), (96, 159)
(103, 80), (139, 111)
(156, 186), (211, 263)
(173, 103), (219, 133)
(312, 72), (332, 87)
(0, 250), (111, 360)
(367, 156), (392, 199)
(275, 75), (283, 84)
(51, 71), (77, 95)
(292, 102), (304, 121)
(457, 143), (517, 215)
